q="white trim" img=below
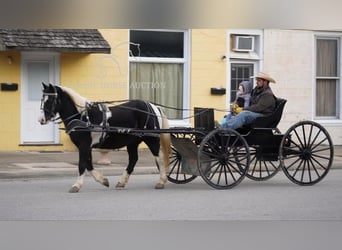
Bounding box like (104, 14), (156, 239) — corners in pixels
(227, 29), (264, 60)
(129, 57), (186, 63)
(180, 29), (191, 127)
(128, 29), (191, 127)
(226, 29), (263, 108)
(313, 33), (342, 121)
(20, 52), (60, 144)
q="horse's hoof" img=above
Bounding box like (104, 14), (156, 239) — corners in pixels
(115, 182), (125, 189)
(103, 178), (110, 187)
(69, 186), (80, 193)
(154, 183), (165, 189)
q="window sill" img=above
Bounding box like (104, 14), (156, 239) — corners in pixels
(313, 120), (342, 126)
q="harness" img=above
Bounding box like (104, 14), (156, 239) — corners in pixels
(65, 102), (112, 146)
(95, 102), (112, 145)
(144, 101), (159, 129)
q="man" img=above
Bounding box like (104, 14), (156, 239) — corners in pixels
(221, 71), (276, 129)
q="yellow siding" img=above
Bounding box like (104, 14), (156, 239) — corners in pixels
(0, 30), (130, 151)
(191, 29), (227, 124)
(59, 29), (130, 150)
(0, 29), (228, 150)
(0, 52), (21, 150)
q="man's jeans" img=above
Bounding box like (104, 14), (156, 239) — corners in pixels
(221, 110), (264, 129)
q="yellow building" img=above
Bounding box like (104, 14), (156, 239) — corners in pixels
(0, 29), (341, 151)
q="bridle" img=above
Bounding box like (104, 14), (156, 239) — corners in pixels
(40, 87), (88, 124)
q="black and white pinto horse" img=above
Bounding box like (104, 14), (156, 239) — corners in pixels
(39, 83), (171, 193)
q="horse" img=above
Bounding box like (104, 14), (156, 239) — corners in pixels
(39, 83), (171, 193)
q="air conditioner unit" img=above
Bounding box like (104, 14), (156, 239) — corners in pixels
(233, 36), (254, 52)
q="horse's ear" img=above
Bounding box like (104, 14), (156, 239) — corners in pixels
(42, 82), (48, 90)
(48, 83), (55, 91)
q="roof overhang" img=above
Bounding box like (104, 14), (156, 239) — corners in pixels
(0, 29), (111, 54)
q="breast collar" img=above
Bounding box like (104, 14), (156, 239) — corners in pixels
(97, 103), (112, 127)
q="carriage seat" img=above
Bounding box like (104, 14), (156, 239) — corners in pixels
(251, 98), (287, 128)
(235, 98), (287, 135)
(193, 98), (286, 133)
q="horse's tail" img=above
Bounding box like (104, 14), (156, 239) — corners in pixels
(158, 107), (171, 173)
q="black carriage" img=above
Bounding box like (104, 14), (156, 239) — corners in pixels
(167, 98), (334, 189)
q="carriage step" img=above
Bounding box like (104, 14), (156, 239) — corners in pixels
(171, 137), (210, 176)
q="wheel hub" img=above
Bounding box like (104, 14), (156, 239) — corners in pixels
(301, 148), (312, 160)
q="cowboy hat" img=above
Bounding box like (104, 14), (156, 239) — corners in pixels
(251, 71), (276, 83)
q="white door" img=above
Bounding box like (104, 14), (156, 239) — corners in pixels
(21, 52), (60, 144)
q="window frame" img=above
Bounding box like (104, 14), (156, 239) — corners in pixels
(226, 29), (263, 106)
(314, 33), (342, 123)
(229, 62), (256, 103)
(128, 29), (190, 127)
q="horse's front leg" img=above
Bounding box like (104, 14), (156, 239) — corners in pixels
(69, 144), (109, 193)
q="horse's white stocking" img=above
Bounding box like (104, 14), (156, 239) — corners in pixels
(116, 171), (130, 189)
(155, 156), (167, 189)
(69, 174), (85, 193)
(90, 170), (109, 187)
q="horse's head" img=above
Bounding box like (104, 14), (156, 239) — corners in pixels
(39, 82), (60, 125)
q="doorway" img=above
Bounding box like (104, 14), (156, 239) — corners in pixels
(20, 52), (60, 144)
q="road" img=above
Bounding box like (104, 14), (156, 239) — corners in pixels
(1, 170), (342, 220)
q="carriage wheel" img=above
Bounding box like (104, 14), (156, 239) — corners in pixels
(279, 121), (334, 185)
(246, 128), (282, 181)
(167, 133), (197, 184)
(197, 128), (250, 189)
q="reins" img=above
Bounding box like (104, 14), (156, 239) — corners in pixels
(42, 87), (230, 126)
(91, 99), (230, 120)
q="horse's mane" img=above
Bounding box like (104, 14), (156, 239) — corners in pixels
(59, 86), (91, 113)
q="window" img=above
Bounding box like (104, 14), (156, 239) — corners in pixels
(315, 37), (340, 119)
(129, 30), (189, 121)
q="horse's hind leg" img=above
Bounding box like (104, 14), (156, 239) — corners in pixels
(154, 156), (167, 189)
(145, 138), (168, 189)
(116, 143), (139, 189)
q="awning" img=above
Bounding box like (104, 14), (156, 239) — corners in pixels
(0, 29), (111, 53)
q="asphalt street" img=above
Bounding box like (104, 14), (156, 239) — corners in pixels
(1, 170), (342, 221)
(1, 148), (342, 250)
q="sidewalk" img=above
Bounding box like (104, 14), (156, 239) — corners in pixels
(0, 148), (159, 179)
(0, 146), (342, 179)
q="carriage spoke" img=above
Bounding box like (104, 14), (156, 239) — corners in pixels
(308, 158), (323, 178)
(309, 155), (328, 170)
(207, 161), (221, 181)
(294, 129), (305, 149)
(300, 160), (306, 182)
(167, 144), (197, 184)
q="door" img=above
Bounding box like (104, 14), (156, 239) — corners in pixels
(21, 52), (60, 144)
(230, 63), (254, 102)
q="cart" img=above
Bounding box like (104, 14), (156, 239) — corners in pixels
(167, 98), (334, 189)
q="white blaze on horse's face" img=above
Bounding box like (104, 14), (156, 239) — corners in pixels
(39, 94), (50, 125)
(40, 91), (58, 124)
